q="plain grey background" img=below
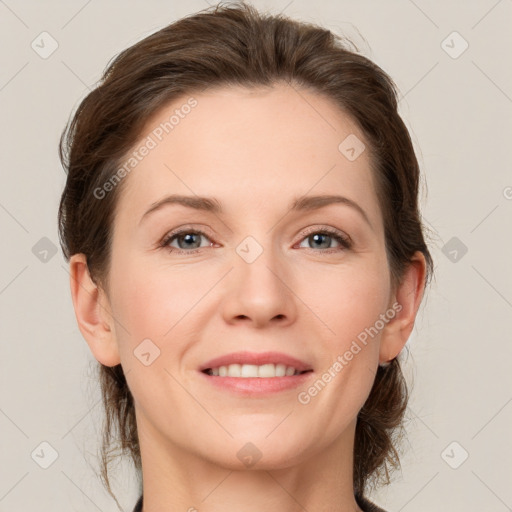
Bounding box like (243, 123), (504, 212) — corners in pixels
(1, 1), (511, 511)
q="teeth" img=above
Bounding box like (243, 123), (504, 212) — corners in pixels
(206, 363), (302, 378)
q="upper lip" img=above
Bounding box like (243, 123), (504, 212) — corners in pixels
(200, 351), (313, 373)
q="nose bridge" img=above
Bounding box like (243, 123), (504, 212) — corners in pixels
(238, 235), (283, 291)
(221, 231), (296, 326)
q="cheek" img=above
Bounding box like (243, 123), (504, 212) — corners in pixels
(108, 253), (222, 365)
(297, 261), (389, 407)
(296, 260), (390, 344)
(288, 266), (389, 447)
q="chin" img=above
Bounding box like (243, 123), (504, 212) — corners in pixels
(196, 430), (311, 470)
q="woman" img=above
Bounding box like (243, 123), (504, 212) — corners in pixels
(58, 2), (433, 511)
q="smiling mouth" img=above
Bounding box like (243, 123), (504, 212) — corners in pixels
(202, 363), (313, 378)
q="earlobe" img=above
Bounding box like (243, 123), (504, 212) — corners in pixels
(379, 251), (427, 365)
(69, 254), (121, 367)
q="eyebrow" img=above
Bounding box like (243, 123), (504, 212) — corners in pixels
(139, 193), (373, 229)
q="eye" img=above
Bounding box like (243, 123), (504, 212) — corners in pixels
(159, 226), (352, 255)
(297, 228), (352, 253)
(160, 229), (214, 254)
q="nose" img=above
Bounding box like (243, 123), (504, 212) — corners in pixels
(220, 241), (297, 329)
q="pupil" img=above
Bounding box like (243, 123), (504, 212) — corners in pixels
(312, 233), (330, 249)
(179, 233), (200, 249)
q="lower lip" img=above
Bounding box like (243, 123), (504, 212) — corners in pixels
(199, 371), (314, 396)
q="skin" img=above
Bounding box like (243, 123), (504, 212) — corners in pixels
(70, 82), (426, 512)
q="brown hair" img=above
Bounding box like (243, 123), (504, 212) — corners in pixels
(58, 0), (434, 506)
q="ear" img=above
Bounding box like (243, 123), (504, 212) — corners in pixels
(379, 251), (427, 364)
(69, 254), (121, 367)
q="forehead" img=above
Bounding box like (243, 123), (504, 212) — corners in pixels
(116, 82), (381, 227)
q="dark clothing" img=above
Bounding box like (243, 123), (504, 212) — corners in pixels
(132, 495), (142, 511)
(132, 494), (387, 511)
(356, 494), (388, 512)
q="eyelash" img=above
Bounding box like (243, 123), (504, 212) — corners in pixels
(159, 226), (352, 255)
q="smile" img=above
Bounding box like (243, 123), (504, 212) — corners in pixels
(202, 363), (311, 378)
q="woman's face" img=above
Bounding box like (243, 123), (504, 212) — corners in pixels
(97, 83), (402, 469)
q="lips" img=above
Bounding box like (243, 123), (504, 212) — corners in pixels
(199, 351), (313, 373)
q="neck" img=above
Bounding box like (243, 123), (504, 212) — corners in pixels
(135, 415), (364, 512)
